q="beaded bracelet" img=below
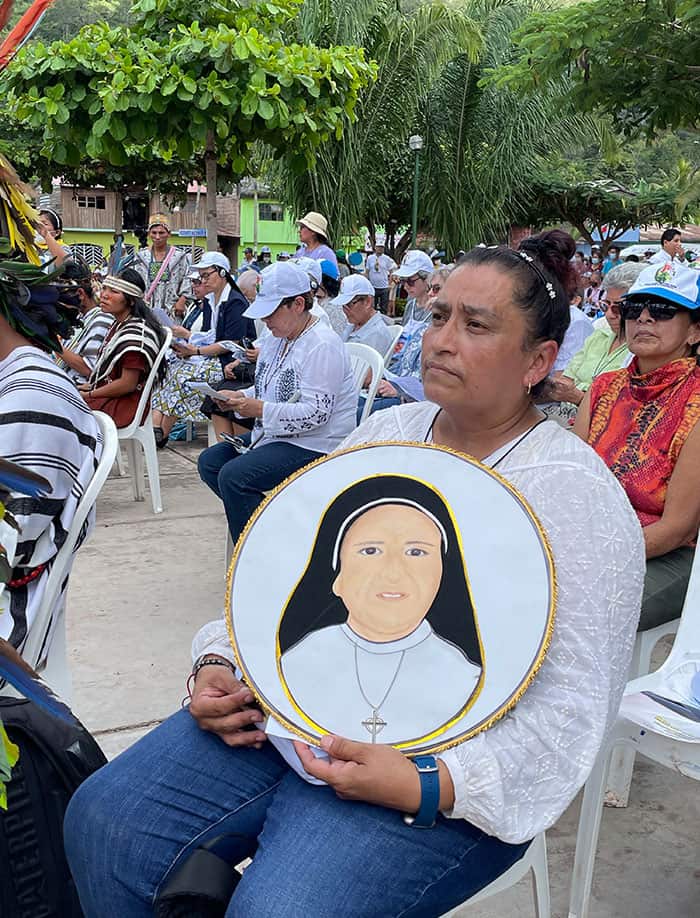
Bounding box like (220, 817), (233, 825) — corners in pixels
(183, 656), (237, 705)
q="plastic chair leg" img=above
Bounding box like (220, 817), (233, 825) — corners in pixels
(124, 438), (145, 502)
(139, 428), (163, 514)
(568, 748), (612, 918)
(531, 834), (550, 918)
(116, 447), (126, 477)
(208, 422), (217, 448)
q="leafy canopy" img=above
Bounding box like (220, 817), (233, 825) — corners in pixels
(2, 0), (376, 192)
(490, 0), (700, 134)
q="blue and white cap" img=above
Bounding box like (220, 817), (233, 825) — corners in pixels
(624, 261), (700, 311)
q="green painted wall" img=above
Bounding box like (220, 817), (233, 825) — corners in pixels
(239, 198), (299, 256)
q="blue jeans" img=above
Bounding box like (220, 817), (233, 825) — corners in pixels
(198, 440), (322, 541)
(64, 710), (530, 917)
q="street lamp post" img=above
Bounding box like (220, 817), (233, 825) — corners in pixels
(408, 134), (423, 248)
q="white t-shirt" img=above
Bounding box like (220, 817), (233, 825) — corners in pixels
(365, 253), (397, 289)
(192, 400), (644, 843)
(241, 318), (357, 454)
(648, 249), (682, 265)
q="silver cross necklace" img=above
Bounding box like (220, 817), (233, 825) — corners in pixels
(354, 644), (406, 742)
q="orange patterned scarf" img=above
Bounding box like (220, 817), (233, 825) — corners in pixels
(588, 357), (700, 526)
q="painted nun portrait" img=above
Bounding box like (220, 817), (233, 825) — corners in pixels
(279, 475), (484, 744)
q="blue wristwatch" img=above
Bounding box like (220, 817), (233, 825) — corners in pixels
(403, 755), (440, 828)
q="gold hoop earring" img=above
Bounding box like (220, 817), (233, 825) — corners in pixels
(527, 382), (532, 395)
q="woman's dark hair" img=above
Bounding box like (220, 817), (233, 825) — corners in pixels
(116, 268), (168, 383)
(459, 230), (576, 397)
(320, 271), (341, 298)
(278, 475), (482, 666)
(62, 255), (94, 302)
(39, 208), (63, 238)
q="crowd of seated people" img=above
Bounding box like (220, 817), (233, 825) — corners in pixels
(151, 252), (254, 447)
(63, 229), (648, 916)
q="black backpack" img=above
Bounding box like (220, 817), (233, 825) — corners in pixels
(0, 696), (107, 917)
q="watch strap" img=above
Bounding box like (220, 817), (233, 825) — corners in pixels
(404, 754), (440, 828)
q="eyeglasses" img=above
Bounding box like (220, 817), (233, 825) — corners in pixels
(620, 299), (684, 321)
(404, 275), (421, 286)
(429, 284), (443, 294)
(197, 269), (218, 280)
(600, 299), (623, 313)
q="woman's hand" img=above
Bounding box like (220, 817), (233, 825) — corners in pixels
(172, 342), (196, 358)
(377, 380), (398, 398)
(294, 736), (456, 812)
(224, 360), (241, 379)
(170, 325), (191, 340)
(244, 347), (259, 363)
(77, 383), (92, 394)
(295, 737), (421, 810)
(214, 390), (263, 418)
(549, 376), (583, 405)
(189, 663), (266, 748)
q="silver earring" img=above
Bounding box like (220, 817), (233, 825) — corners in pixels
(527, 382), (532, 395)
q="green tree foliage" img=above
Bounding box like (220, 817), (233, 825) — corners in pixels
(490, 0), (700, 134)
(268, 0), (482, 253)
(516, 143), (700, 254)
(2, 0), (375, 241)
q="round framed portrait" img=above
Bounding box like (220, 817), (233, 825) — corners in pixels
(226, 442), (556, 756)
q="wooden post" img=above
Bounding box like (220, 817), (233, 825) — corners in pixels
(205, 130), (217, 251)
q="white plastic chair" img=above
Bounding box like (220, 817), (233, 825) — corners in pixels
(346, 341), (385, 424)
(383, 323), (404, 367)
(117, 328), (172, 514)
(604, 615), (681, 806)
(442, 831), (549, 917)
(15, 411), (119, 701)
(568, 544), (700, 918)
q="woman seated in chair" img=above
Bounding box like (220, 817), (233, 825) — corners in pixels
(79, 270), (166, 429)
(574, 261), (700, 633)
(0, 260), (102, 658)
(151, 252), (255, 448)
(64, 232), (645, 917)
(197, 261), (357, 543)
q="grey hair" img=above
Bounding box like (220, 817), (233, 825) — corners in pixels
(603, 261), (645, 292)
(429, 266), (452, 284)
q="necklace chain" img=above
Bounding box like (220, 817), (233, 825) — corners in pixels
(261, 315), (316, 391)
(353, 643), (406, 712)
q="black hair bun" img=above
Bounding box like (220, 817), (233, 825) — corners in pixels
(519, 229), (577, 298)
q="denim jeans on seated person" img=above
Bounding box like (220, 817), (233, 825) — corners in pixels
(64, 709), (531, 918)
(198, 440), (322, 542)
(357, 395), (402, 425)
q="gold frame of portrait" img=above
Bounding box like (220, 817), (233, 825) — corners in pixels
(225, 441), (557, 757)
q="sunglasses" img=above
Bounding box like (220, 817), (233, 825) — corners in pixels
(429, 284), (443, 294)
(404, 275), (421, 286)
(600, 299), (622, 313)
(620, 299), (684, 321)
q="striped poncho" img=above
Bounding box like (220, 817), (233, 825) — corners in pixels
(0, 346), (102, 659)
(88, 316), (163, 389)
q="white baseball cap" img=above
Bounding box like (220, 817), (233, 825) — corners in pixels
(194, 252), (230, 273)
(331, 274), (376, 307)
(243, 262), (311, 319)
(624, 261), (700, 311)
(292, 256), (322, 286)
(392, 249), (435, 279)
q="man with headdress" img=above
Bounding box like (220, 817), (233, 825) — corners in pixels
(0, 256), (102, 660)
(133, 213), (191, 317)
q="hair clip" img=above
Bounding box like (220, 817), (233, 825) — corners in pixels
(516, 250), (557, 299)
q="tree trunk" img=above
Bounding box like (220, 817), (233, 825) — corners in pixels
(395, 228), (412, 262)
(205, 131), (217, 252)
